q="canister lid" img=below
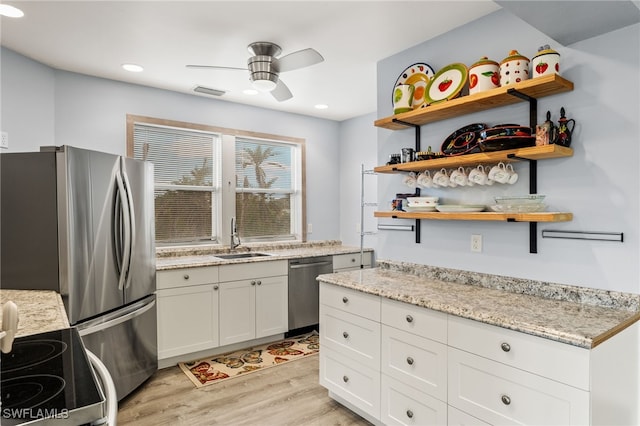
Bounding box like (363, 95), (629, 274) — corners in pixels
(533, 45), (560, 59)
(500, 49), (529, 65)
(470, 56), (499, 69)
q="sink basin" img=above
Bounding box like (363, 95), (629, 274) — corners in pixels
(215, 252), (272, 260)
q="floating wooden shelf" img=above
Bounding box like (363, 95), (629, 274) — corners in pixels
(374, 144), (573, 173)
(374, 74), (574, 130)
(375, 211), (573, 223)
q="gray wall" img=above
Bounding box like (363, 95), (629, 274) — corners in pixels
(374, 10), (639, 294)
(1, 47), (341, 242)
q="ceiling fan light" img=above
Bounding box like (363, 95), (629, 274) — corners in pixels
(252, 77), (277, 92)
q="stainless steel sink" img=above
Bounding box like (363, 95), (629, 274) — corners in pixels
(215, 252), (272, 260)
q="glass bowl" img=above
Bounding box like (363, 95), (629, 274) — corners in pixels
(494, 194), (546, 204)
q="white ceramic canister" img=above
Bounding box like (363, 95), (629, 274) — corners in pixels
(532, 45), (560, 78)
(468, 56), (500, 95)
(500, 50), (530, 86)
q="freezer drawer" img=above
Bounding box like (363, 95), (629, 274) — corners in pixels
(77, 295), (158, 400)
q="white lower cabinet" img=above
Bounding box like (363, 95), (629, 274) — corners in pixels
(157, 284), (219, 359)
(333, 252), (373, 272)
(319, 282), (640, 426)
(219, 261), (288, 346)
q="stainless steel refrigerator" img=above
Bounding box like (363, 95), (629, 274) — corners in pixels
(1, 145), (157, 400)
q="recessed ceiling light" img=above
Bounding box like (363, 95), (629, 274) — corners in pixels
(0, 4), (24, 18)
(122, 63), (144, 73)
(314, 104), (329, 110)
(243, 89), (259, 95)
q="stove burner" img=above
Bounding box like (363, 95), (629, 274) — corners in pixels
(1, 340), (68, 373)
(1, 374), (66, 410)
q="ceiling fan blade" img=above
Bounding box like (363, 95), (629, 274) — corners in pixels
(277, 48), (324, 72)
(271, 79), (293, 102)
(186, 64), (247, 71)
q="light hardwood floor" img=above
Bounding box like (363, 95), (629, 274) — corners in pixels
(118, 354), (371, 425)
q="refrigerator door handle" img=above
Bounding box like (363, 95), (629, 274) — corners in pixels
(115, 170), (132, 291)
(121, 160), (136, 291)
(76, 297), (156, 336)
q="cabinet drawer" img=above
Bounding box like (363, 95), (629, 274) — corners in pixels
(333, 252), (372, 271)
(319, 348), (380, 419)
(219, 259), (287, 282)
(382, 298), (447, 343)
(381, 325), (447, 401)
(448, 347), (590, 425)
(448, 315), (590, 390)
(157, 266), (218, 289)
(320, 305), (380, 369)
(320, 282), (380, 321)
(381, 375), (447, 426)
(447, 406), (490, 426)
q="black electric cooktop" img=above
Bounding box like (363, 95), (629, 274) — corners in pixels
(1, 328), (104, 425)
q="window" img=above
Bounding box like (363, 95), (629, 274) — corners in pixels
(127, 115), (306, 246)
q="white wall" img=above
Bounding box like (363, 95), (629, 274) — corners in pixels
(1, 47), (341, 242)
(374, 9), (639, 294)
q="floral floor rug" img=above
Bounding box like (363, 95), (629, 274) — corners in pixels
(178, 331), (319, 388)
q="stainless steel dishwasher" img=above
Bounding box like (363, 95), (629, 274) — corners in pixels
(288, 256), (333, 331)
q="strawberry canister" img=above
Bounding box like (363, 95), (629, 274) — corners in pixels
(500, 50), (530, 86)
(469, 56), (500, 95)
(532, 45), (560, 78)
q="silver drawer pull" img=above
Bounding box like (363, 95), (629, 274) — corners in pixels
(213, 285), (219, 290)
(183, 274), (190, 280)
(501, 395), (511, 405)
(251, 281), (256, 286)
(406, 357), (414, 365)
(351, 258), (356, 263)
(257, 280), (262, 285)
(406, 315), (413, 323)
(343, 375), (349, 383)
(406, 410), (414, 419)
(501, 342), (511, 352)
(342, 296), (349, 304)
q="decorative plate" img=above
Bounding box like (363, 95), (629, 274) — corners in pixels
(435, 204), (486, 213)
(393, 63), (435, 109)
(425, 63), (468, 105)
(440, 123), (487, 156)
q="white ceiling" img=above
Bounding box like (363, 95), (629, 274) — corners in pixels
(0, 1), (502, 121)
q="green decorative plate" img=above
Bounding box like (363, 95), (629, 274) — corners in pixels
(425, 63), (468, 105)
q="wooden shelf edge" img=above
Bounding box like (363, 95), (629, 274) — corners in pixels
(375, 74), (574, 130)
(374, 144), (573, 173)
(374, 211), (573, 222)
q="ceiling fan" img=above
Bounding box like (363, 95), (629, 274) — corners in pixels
(186, 41), (324, 102)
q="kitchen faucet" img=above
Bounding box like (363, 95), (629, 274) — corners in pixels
(230, 217), (241, 250)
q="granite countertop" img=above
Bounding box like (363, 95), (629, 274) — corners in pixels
(317, 260), (640, 349)
(156, 240), (373, 270)
(1, 289), (70, 337)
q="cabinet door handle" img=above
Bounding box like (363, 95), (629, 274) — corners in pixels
(183, 274), (190, 280)
(342, 375), (349, 383)
(406, 410), (414, 419)
(501, 395), (511, 405)
(351, 258), (356, 263)
(342, 296), (349, 304)
(406, 314), (413, 323)
(501, 342), (511, 352)
(213, 285), (219, 290)
(406, 356), (414, 365)
(251, 281), (256, 286)
(343, 331), (349, 339)
(257, 280), (262, 285)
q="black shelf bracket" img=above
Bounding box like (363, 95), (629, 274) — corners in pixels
(507, 88), (539, 254)
(392, 118), (421, 152)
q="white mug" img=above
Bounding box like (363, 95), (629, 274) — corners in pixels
(417, 170), (434, 188)
(489, 162), (510, 184)
(433, 168), (450, 187)
(465, 167), (476, 186)
(468, 164), (488, 185)
(450, 166), (469, 187)
(403, 172), (417, 188)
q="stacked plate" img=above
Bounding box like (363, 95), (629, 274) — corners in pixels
(488, 195), (546, 212)
(405, 196), (438, 212)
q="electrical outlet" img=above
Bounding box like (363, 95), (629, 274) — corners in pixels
(471, 234), (482, 252)
(1, 132), (8, 149)
(307, 223), (313, 234)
